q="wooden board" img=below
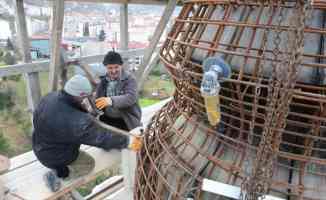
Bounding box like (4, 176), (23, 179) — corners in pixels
(1, 148), (121, 200)
(136, 0), (176, 88)
(85, 175), (124, 199)
(48, 0), (65, 91)
(14, 0), (41, 111)
(0, 48), (150, 78)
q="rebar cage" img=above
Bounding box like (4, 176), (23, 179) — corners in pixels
(135, 1), (326, 199)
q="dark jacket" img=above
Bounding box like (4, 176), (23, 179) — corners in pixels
(96, 70), (141, 130)
(32, 91), (126, 168)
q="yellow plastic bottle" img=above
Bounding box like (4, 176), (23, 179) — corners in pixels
(203, 94), (221, 126)
(201, 69), (221, 126)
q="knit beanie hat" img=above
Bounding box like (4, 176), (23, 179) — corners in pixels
(102, 51), (123, 65)
(64, 75), (92, 97)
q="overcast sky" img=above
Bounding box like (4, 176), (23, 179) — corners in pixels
(0, 20), (10, 39)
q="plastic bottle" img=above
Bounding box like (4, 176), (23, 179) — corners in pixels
(200, 65), (222, 126)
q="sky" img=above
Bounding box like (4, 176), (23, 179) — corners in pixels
(0, 20), (10, 39)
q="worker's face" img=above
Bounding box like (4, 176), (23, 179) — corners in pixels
(106, 64), (122, 80)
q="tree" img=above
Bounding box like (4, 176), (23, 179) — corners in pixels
(98, 30), (106, 41)
(6, 38), (14, 51)
(3, 52), (16, 65)
(1, 51), (20, 81)
(0, 81), (15, 111)
(0, 130), (10, 153)
(83, 22), (90, 37)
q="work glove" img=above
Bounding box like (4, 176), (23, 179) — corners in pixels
(128, 127), (143, 152)
(95, 97), (112, 109)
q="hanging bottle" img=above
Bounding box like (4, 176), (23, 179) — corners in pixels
(201, 65), (222, 126)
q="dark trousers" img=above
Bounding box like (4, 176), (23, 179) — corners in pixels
(99, 115), (129, 131)
(51, 117), (130, 178)
(99, 115), (130, 150)
(54, 166), (70, 178)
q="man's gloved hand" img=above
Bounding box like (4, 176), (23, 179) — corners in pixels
(128, 126), (143, 152)
(95, 97), (112, 109)
(128, 136), (142, 151)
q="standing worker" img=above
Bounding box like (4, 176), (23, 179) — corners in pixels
(95, 51), (141, 131)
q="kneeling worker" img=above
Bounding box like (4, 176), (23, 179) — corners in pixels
(32, 75), (142, 192)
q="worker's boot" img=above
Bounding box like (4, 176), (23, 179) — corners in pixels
(67, 151), (95, 179)
(43, 170), (61, 192)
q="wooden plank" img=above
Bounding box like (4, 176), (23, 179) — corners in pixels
(0, 60), (52, 78)
(48, 0), (65, 92)
(136, 0), (176, 90)
(120, 3), (128, 51)
(14, 0), (41, 111)
(1, 148), (121, 200)
(105, 188), (126, 200)
(22, 0), (49, 7)
(138, 52), (160, 90)
(0, 48), (148, 78)
(86, 176), (123, 200)
(78, 62), (98, 88)
(8, 146), (92, 173)
(24, 73), (42, 112)
(59, 48), (69, 88)
(13, 0), (32, 61)
(120, 3), (129, 69)
(0, 14), (14, 21)
(59, 0), (166, 5)
(121, 150), (135, 200)
(8, 151), (37, 172)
